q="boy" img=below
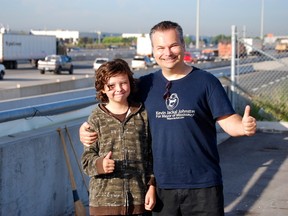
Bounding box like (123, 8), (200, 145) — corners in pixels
(81, 59), (155, 216)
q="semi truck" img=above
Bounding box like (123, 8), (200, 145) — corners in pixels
(0, 33), (57, 69)
(136, 35), (152, 56)
(218, 41), (247, 60)
(131, 35), (156, 70)
(242, 38), (263, 55)
(275, 38), (288, 53)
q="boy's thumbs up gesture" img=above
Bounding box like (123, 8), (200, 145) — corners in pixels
(103, 151), (115, 173)
(242, 105), (257, 136)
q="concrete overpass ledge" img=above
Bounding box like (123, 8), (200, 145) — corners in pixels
(0, 77), (94, 101)
(0, 118), (89, 216)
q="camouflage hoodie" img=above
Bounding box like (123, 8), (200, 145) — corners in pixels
(81, 102), (154, 215)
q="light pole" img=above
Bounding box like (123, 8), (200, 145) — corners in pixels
(195, 0), (200, 49)
(97, 31), (101, 44)
(260, 0), (264, 40)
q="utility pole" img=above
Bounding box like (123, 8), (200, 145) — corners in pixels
(97, 31), (101, 44)
(242, 25), (246, 38)
(195, 0), (200, 49)
(260, 0), (264, 40)
(231, 25), (237, 108)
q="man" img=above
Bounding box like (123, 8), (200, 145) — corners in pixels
(80, 21), (256, 216)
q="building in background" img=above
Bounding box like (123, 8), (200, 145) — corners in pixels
(30, 29), (122, 45)
(30, 29), (96, 44)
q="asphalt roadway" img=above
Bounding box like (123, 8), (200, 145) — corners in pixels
(219, 122), (288, 216)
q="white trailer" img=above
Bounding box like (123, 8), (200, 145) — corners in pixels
(242, 38), (263, 55)
(132, 35), (157, 68)
(136, 35), (152, 56)
(0, 33), (57, 69)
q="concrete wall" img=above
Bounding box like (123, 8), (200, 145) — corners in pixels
(0, 77), (94, 101)
(0, 118), (89, 216)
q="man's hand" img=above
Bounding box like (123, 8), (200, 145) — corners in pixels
(242, 105), (257, 136)
(102, 151), (115, 173)
(79, 122), (97, 146)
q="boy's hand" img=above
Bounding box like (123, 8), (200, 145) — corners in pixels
(103, 151), (115, 173)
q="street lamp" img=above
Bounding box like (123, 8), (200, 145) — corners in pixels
(260, 0), (264, 40)
(97, 31), (101, 44)
(195, 0), (200, 49)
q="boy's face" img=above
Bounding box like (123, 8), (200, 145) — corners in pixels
(102, 73), (131, 104)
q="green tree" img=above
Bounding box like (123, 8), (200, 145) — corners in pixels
(211, 34), (231, 44)
(184, 36), (192, 47)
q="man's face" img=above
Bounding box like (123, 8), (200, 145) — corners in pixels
(151, 29), (185, 70)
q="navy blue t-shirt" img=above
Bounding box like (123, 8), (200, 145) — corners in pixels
(139, 67), (235, 189)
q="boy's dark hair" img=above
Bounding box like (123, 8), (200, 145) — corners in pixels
(149, 21), (184, 46)
(95, 58), (136, 103)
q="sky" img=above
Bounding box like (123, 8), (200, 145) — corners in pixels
(1, 0), (287, 37)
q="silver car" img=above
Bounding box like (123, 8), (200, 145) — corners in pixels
(93, 58), (109, 71)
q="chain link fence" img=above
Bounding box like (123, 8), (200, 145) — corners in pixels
(227, 27), (288, 121)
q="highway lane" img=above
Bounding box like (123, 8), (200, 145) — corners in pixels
(0, 49), (265, 91)
(0, 62), (93, 90)
(0, 59), (158, 90)
(2, 46), (285, 91)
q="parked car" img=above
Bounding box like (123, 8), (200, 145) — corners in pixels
(38, 55), (73, 74)
(183, 51), (197, 64)
(67, 47), (81, 52)
(199, 53), (216, 62)
(131, 55), (154, 70)
(93, 58), (109, 71)
(107, 45), (118, 50)
(0, 64), (5, 80)
(191, 51), (202, 62)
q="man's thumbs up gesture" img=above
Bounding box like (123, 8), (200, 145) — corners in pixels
(103, 151), (115, 173)
(242, 105), (257, 136)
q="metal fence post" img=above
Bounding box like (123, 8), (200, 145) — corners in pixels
(230, 25), (237, 109)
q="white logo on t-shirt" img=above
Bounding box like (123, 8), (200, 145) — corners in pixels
(165, 93), (179, 110)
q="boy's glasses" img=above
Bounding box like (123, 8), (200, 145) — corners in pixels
(163, 81), (172, 100)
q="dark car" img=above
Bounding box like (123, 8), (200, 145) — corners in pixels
(200, 53), (216, 62)
(0, 64), (5, 80)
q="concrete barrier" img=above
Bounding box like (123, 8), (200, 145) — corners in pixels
(0, 118), (89, 216)
(252, 58), (288, 71)
(195, 60), (230, 70)
(0, 77), (94, 101)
